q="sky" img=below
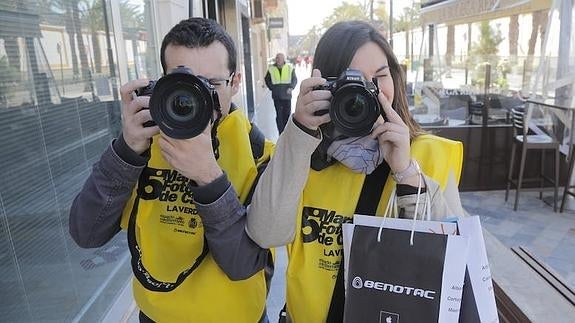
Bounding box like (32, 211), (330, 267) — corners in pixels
(287, 0), (414, 35)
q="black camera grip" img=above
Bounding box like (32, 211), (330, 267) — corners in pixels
(135, 81), (157, 128)
(140, 107), (156, 127)
(311, 84), (330, 116)
(143, 119), (157, 127)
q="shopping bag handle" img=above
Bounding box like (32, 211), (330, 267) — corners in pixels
(377, 160), (427, 246)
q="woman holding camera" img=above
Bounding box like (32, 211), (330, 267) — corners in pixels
(246, 21), (466, 322)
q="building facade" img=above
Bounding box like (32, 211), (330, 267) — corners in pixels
(0, 0), (284, 321)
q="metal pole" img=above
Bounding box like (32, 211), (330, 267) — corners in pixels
(58, 43), (65, 95)
(102, 0), (118, 101)
(556, 0), (573, 107)
(428, 24), (434, 56)
(465, 23), (471, 85)
(389, 0), (393, 47)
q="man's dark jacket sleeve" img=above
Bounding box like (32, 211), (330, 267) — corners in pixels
(192, 177), (271, 280)
(264, 69), (272, 90)
(69, 135), (146, 248)
(69, 135), (270, 280)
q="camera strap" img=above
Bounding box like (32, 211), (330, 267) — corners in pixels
(127, 105), (267, 292)
(210, 109), (223, 160)
(127, 195), (209, 292)
(249, 122), (265, 160)
(326, 162), (390, 322)
(126, 120), (267, 292)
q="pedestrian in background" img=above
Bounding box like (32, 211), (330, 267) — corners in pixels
(265, 53), (297, 134)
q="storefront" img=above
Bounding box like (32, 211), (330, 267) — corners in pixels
(405, 0), (574, 190)
(0, 0), (277, 321)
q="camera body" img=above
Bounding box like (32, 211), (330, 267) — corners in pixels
(135, 66), (221, 139)
(314, 69), (383, 138)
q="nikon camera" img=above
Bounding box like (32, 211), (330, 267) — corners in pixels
(314, 69), (384, 137)
(135, 66), (221, 139)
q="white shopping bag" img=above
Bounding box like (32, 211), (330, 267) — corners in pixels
(457, 216), (499, 323)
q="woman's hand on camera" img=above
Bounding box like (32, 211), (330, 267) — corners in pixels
(370, 92), (411, 175)
(158, 124), (223, 186)
(293, 69), (331, 131)
(120, 79), (160, 154)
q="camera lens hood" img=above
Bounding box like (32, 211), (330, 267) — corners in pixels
(149, 72), (217, 139)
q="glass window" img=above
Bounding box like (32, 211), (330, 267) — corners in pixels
(409, 13), (549, 128)
(118, 0), (160, 80)
(0, 0), (159, 321)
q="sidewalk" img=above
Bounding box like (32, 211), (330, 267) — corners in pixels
(252, 63), (310, 143)
(251, 64), (312, 322)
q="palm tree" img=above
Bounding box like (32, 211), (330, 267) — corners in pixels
(0, 2), (23, 73)
(79, 0), (144, 75)
(0, 56), (19, 107)
(299, 26), (322, 56)
(470, 21), (503, 89)
(523, 9), (549, 90)
(81, 0), (104, 73)
(58, 1), (80, 77)
(71, 0), (91, 85)
(119, 1), (145, 78)
(446, 25), (455, 76)
(372, 1), (389, 33)
(119, 0), (144, 28)
(392, 2), (420, 68)
(320, 2), (369, 32)
(508, 14), (519, 64)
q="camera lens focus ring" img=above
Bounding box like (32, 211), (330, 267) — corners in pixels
(330, 84), (380, 137)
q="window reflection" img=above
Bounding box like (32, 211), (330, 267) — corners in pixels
(0, 0), (159, 321)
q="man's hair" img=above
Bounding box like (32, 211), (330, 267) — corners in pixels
(160, 18), (237, 75)
(313, 20), (423, 138)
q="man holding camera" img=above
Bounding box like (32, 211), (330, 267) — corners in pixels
(265, 53), (297, 134)
(69, 18), (274, 322)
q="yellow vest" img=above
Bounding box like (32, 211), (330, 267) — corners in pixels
(285, 134), (463, 323)
(120, 109), (274, 322)
(268, 64), (294, 84)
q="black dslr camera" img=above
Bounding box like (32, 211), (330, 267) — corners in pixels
(314, 69), (383, 137)
(135, 66), (221, 139)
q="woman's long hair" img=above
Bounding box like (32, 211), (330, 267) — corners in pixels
(313, 20), (423, 138)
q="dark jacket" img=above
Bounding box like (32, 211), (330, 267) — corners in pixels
(265, 63), (297, 100)
(68, 134), (271, 280)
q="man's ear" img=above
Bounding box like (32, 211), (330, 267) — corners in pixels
(231, 71), (242, 95)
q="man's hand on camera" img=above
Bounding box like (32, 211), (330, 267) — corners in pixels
(293, 69), (331, 131)
(120, 79), (160, 154)
(158, 124), (223, 186)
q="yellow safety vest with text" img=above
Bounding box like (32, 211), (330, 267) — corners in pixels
(120, 109), (274, 323)
(268, 64), (294, 84)
(285, 134), (463, 323)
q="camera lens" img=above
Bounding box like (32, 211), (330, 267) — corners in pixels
(331, 84), (379, 137)
(148, 70), (219, 139)
(166, 91), (200, 122)
(342, 94), (368, 119)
